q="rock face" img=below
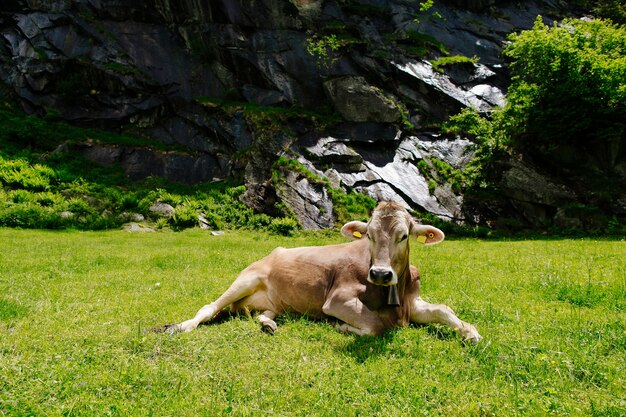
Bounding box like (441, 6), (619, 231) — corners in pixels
(301, 133), (472, 221)
(323, 76), (401, 123)
(500, 160), (577, 227)
(0, 0), (603, 230)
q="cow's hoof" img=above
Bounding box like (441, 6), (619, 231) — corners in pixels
(464, 334), (482, 344)
(258, 313), (277, 335)
(261, 323), (276, 335)
(459, 323), (482, 344)
(260, 320), (277, 335)
(163, 324), (182, 335)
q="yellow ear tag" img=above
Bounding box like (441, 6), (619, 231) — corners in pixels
(353, 231), (362, 239)
(417, 235), (427, 244)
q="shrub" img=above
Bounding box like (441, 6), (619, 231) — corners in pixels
(66, 198), (94, 216)
(0, 203), (63, 229)
(0, 158), (56, 191)
(169, 205), (199, 231)
(305, 34), (341, 74)
(502, 17), (625, 171)
(269, 217), (299, 236)
(9, 189), (33, 204)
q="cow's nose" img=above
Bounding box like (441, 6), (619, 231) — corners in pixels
(369, 267), (394, 285)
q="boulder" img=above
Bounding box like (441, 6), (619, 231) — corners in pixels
(274, 168), (335, 230)
(499, 160), (577, 226)
(393, 60), (504, 114)
(79, 143), (225, 184)
(323, 76), (401, 123)
(300, 133), (474, 222)
(123, 223), (156, 232)
(149, 202), (175, 218)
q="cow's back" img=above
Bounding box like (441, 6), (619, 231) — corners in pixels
(261, 239), (370, 317)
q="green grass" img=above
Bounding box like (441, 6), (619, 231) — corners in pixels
(1, 230), (624, 416)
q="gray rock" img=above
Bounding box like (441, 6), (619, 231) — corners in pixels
(149, 202), (175, 218)
(500, 160), (577, 226)
(500, 160), (576, 207)
(554, 208), (583, 229)
(275, 169), (335, 230)
(130, 213), (145, 222)
(414, 135), (475, 168)
(323, 76), (401, 123)
(1, 0), (596, 231)
(393, 60), (504, 113)
(311, 135), (474, 221)
(304, 136), (363, 167)
(123, 223), (155, 232)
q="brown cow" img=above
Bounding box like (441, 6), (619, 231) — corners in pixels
(166, 201), (482, 342)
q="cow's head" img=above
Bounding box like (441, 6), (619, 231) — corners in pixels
(341, 202), (444, 286)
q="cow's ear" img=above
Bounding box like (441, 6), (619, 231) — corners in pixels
(341, 221), (368, 240)
(410, 221), (445, 245)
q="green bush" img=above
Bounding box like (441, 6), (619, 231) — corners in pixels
(502, 17), (625, 170)
(66, 198), (94, 216)
(269, 217), (300, 236)
(0, 157), (57, 191)
(169, 204), (199, 231)
(9, 189), (33, 204)
(0, 203), (63, 229)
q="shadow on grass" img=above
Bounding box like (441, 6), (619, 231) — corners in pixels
(341, 329), (399, 363)
(421, 323), (457, 341)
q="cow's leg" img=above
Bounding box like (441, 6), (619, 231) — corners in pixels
(168, 263), (267, 333)
(258, 310), (278, 334)
(322, 294), (385, 336)
(410, 297), (482, 343)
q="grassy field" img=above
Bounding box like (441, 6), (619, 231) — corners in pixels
(0, 229), (624, 416)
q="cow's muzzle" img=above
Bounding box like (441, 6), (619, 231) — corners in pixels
(368, 267), (397, 286)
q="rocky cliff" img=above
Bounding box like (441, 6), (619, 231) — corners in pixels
(1, 0), (608, 230)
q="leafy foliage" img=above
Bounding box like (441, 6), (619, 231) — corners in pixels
(430, 55), (479, 73)
(305, 34), (342, 74)
(502, 17), (625, 170)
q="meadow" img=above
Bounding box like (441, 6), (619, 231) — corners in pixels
(0, 229), (624, 416)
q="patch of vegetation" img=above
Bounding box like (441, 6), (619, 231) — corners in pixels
(502, 17), (625, 171)
(431, 54), (479, 73)
(413, 0), (444, 25)
(195, 97), (341, 132)
(0, 106), (183, 152)
(416, 157), (466, 194)
(0, 106), (297, 234)
(305, 34), (342, 74)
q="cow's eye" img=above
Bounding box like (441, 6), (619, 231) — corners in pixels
(399, 234), (408, 242)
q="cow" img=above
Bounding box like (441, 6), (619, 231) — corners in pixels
(165, 201), (482, 343)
